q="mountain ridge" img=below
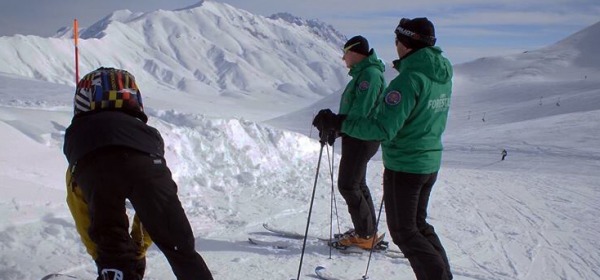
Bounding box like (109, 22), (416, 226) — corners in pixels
(0, 1), (349, 119)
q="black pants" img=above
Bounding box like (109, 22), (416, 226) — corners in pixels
(383, 169), (452, 280)
(338, 136), (380, 237)
(74, 147), (213, 280)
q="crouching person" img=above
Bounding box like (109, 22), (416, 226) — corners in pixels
(63, 67), (214, 280)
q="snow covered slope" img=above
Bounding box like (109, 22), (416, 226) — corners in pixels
(450, 21), (600, 128)
(0, 7), (599, 280)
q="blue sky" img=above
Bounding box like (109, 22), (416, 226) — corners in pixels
(0, 0), (598, 64)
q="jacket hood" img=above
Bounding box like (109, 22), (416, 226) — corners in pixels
(349, 49), (385, 77)
(393, 46), (452, 83)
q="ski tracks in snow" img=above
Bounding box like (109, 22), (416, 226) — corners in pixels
(438, 167), (600, 279)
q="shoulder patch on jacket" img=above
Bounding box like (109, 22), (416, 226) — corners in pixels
(358, 81), (370, 91)
(385, 91), (402, 105)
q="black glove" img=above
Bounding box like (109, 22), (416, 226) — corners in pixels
(312, 109), (332, 131)
(319, 129), (337, 146)
(312, 109), (346, 132)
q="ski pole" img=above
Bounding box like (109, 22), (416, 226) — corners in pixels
(326, 140), (342, 234)
(295, 135), (327, 280)
(362, 194), (385, 280)
(326, 144), (334, 259)
(330, 142), (341, 235)
(326, 142), (340, 259)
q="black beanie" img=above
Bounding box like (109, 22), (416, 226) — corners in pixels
(395, 17), (436, 50)
(344, 35), (370, 56)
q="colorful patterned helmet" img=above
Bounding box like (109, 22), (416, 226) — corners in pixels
(74, 67), (148, 122)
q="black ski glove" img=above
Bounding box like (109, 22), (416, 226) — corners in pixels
(319, 129), (337, 146)
(312, 109), (346, 132)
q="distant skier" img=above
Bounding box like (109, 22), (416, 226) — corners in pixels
(316, 35), (386, 249)
(502, 149), (508, 161)
(63, 67), (213, 280)
(313, 17), (453, 279)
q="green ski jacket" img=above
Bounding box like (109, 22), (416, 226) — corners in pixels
(338, 50), (386, 119)
(342, 46), (453, 174)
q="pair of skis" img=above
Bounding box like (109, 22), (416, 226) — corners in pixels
(248, 223), (329, 249)
(252, 223), (403, 257)
(251, 223), (405, 280)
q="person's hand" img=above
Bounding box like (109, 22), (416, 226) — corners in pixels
(319, 129), (337, 146)
(312, 109), (332, 131)
(312, 109), (343, 132)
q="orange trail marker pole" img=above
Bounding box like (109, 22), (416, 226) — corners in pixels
(74, 19), (79, 84)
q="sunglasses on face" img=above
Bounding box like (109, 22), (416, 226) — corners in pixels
(342, 42), (361, 54)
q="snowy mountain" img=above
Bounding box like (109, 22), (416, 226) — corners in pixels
(441, 21), (600, 172)
(453, 21), (600, 84)
(550, 20), (600, 68)
(267, 12), (346, 45)
(1, 5), (599, 280)
(0, 0), (349, 120)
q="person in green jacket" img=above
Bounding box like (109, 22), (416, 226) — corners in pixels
(322, 35), (385, 249)
(313, 18), (453, 279)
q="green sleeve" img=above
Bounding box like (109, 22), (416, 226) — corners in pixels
(342, 76), (417, 141)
